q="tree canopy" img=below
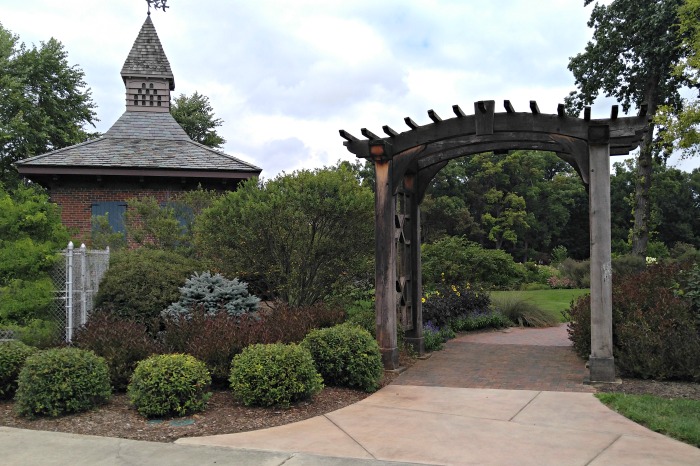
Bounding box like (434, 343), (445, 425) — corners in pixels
(170, 92), (226, 148)
(0, 23), (97, 187)
(565, 0), (695, 256)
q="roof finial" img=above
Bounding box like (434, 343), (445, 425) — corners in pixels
(146, 0), (169, 16)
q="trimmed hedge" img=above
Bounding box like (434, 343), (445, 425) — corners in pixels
(128, 354), (212, 418)
(0, 341), (37, 400)
(14, 348), (111, 418)
(302, 324), (383, 392)
(229, 343), (323, 407)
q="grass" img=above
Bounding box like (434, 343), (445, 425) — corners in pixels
(596, 393), (700, 448)
(490, 289), (589, 322)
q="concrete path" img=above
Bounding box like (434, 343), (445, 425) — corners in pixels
(2, 324), (699, 465)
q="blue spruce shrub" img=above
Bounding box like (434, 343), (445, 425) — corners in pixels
(162, 271), (260, 320)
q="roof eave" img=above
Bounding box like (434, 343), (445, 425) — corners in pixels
(17, 166), (261, 180)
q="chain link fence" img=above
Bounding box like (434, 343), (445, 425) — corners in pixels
(48, 242), (111, 343)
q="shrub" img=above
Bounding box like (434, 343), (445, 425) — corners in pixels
(449, 311), (511, 332)
(3, 319), (61, 349)
(94, 249), (199, 326)
(565, 264), (700, 381)
(162, 310), (255, 386)
(162, 271), (260, 321)
(492, 294), (560, 327)
(421, 236), (525, 290)
(14, 348), (111, 418)
(73, 314), (162, 391)
(611, 254), (647, 279)
(422, 282), (491, 328)
(229, 343), (323, 407)
(557, 258), (590, 288)
(196, 167), (374, 306)
(128, 354), (212, 418)
(0, 341), (37, 399)
(344, 297), (375, 336)
(302, 324), (383, 392)
(423, 322), (459, 352)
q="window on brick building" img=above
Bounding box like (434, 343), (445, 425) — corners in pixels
(91, 202), (127, 234)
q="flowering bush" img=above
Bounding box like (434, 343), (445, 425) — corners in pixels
(422, 281), (491, 328)
(547, 276), (575, 289)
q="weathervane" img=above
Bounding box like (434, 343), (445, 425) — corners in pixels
(146, 0), (169, 15)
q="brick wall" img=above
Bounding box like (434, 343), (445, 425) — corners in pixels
(47, 176), (239, 242)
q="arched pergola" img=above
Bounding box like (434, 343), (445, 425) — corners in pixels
(340, 100), (649, 383)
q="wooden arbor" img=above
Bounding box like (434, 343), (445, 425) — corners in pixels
(340, 100), (649, 383)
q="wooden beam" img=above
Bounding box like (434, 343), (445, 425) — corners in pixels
(428, 109), (442, 123)
(452, 105), (466, 118)
(638, 103), (648, 117)
(557, 104), (566, 117)
(362, 128), (380, 140)
(504, 100), (515, 113)
(530, 101), (540, 114)
(610, 105), (619, 120)
(584, 107), (591, 121)
(474, 100), (495, 135)
(383, 125), (399, 137)
(404, 117), (419, 130)
(339, 129), (359, 142)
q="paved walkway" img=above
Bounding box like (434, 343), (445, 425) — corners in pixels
(2, 324), (699, 465)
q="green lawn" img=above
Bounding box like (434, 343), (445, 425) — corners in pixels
(596, 393), (700, 448)
(490, 289), (589, 322)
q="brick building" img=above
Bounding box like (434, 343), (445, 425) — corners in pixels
(16, 16), (261, 240)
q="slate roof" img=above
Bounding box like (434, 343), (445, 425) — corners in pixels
(16, 112), (262, 174)
(121, 16), (175, 89)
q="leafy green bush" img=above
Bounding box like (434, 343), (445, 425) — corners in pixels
(302, 324), (383, 392)
(421, 236), (525, 290)
(163, 271), (260, 320)
(611, 254), (647, 279)
(73, 313), (162, 391)
(491, 294), (560, 327)
(422, 282), (491, 328)
(423, 322), (459, 352)
(3, 319), (61, 348)
(0, 341), (37, 399)
(94, 249), (199, 326)
(196, 167), (374, 306)
(344, 297), (375, 336)
(128, 353), (212, 418)
(14, 348), (111, 418)
(229, 343), (323, 407)
(449, 311), (511, 332)
(566, 264), (700, 381)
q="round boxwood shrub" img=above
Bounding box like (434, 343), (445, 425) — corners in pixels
(302, 323), (383, 392)
(0, 341), (37, 400)
(128, 353), (211, 418)
(14, 347), (111, 418)
(229, 343), (323, 407)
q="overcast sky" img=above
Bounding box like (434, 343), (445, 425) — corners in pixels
(3, 0), (698, 177)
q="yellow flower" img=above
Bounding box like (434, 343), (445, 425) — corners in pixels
(451, 285), (457, 292)
(421, 297), (426, 303)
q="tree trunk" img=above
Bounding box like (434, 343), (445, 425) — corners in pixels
(631, 78), (659, 257)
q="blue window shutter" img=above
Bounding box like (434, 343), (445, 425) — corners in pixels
(91, 202), (127, 233)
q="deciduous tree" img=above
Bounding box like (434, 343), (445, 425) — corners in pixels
(170, 92), (225, 148)
(0, 24), (97, 186)
(565, 0), (694, 256)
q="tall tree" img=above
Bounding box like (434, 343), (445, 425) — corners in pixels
(0, 23), (97, 186)
(656, 0), (700, 157)
(565, 0), (694, 256)
(170, 92), (226, 148)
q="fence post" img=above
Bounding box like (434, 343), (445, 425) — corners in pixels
(66, 241), (74, 342)
(80, 243), (88, 326)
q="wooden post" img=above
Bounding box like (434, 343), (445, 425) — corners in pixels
(374, 158), (399, 369)
(588, 126), (616, 382)
(403, 174), (424, 355)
